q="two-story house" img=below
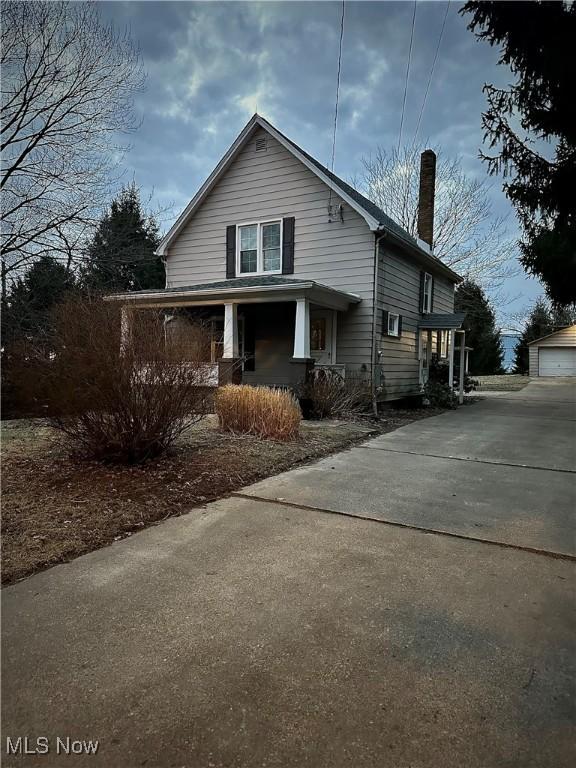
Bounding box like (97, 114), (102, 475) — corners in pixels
(110, 114), (467, 403)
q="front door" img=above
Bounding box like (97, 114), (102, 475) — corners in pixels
(310, 310), (334, 365)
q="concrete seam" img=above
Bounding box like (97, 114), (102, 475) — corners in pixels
(357, 445), (576, 474)
(233, 493), (576, 562)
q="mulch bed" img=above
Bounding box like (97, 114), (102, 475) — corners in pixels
(1, 408), (442, 586)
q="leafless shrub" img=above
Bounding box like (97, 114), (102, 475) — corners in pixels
(298, 368), (372, 420)
(215, 385), (301, 441)
(14, 297), (213, 463)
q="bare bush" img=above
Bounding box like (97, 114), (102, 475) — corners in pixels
(14, 297), (213, 463)
(298, 368), (372, 420)
(215, 385), (301, 441)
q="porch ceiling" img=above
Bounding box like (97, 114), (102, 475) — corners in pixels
(106, 276), (361, 312)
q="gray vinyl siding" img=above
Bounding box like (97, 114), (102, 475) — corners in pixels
(165, 127), (375, 371)
(377, 242), (455, 400)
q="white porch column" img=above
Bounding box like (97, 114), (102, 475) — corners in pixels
(223, 302), (239, 358)
(293, 298), (310, 359)
(448, 329), (455, 391)
(458, 330), (466, 404)
(120, 306), (133, 356)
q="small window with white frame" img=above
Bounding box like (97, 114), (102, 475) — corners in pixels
(238, 220), (282, 275)
(388, 312), (400, 337)
(422, 272), (433, 314)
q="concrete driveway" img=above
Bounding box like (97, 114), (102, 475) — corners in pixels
(241, 378), (576, 556)
(2, 380), (575, 768)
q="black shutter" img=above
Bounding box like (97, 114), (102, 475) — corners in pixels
(382, 309), (389, 336)
(226, 225), (236, 279)
(282, 217), (295, 274)
(430, 276), (435, 313)
(419, 271), (425, 313)
(398, 315), (403, 337)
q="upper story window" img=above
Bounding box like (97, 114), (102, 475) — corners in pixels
(238, 221), (282, 275)
(422, 272), (433, 314)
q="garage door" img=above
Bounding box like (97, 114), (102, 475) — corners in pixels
(539, 347), (576, 376)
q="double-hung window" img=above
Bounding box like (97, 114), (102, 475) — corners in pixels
(238, 221), (282, 275)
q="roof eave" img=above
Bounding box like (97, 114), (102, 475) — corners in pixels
(156, 114), (261, 256)
(157, 114), (381, 256)
(527, 324), (576, 345)
(105, 280), (361, 312)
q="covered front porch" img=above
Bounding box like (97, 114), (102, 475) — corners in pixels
(419, 312), (468, 404)
(109, 276), (361, 388)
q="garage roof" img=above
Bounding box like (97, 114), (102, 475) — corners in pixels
(527, 324), (576, 345)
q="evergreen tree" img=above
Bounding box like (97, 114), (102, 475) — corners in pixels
(1, 255), (78, 416)
(514, 299), (576, 373)
(462, 2), (576, 306)
(82, 183), (165, 292)
(2, 256), (77, 348)
(455, 279), (504, 375)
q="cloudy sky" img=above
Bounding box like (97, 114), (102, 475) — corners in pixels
(100, 0), (544, 324)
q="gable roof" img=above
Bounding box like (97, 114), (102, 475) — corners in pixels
(527, 324), (576, 345)
(157, 114), (460, 281)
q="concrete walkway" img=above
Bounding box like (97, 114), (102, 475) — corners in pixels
(2, 380), (575, 767)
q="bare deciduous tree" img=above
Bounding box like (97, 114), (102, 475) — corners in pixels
(356, 144), (518, 288)
(1, 0), (145, 288)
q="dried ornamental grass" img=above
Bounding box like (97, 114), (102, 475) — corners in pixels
(215, 384), (301, 441)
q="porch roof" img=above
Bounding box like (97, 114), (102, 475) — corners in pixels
(419, 312), (466, 330)
(106, 276), (361, 312)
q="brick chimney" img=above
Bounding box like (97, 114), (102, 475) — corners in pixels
(417, 149), (436, 249)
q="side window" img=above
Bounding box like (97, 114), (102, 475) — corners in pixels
(388, 313), (400, 337)
(422, 272), (433, 314)
(382, 310), (402, 338)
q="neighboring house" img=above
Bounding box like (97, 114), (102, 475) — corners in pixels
(528, 325), (576, 377)
(110, 114), (465, 402)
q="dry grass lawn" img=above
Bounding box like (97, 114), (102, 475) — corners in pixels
(2, 409), (440, 585)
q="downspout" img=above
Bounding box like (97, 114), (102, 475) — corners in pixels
(371, 232), (387, 416)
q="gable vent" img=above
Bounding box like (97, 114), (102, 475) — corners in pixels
(255, 136), (267, 152)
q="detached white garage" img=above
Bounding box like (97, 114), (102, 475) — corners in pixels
(528, 325), (576, 377)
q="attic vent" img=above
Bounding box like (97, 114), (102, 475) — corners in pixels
(255, 136), (267, 152)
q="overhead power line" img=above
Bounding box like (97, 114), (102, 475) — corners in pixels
(328, 0), (345, 213)
(330, 0), (346, 177)
(397, 0), (417, 154)
(412, 0), (450, 146)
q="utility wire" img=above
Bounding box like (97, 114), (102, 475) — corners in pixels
(328, 0), (345, 213)
(411, 0), (450, 147)
(397, 0), (417, 154)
